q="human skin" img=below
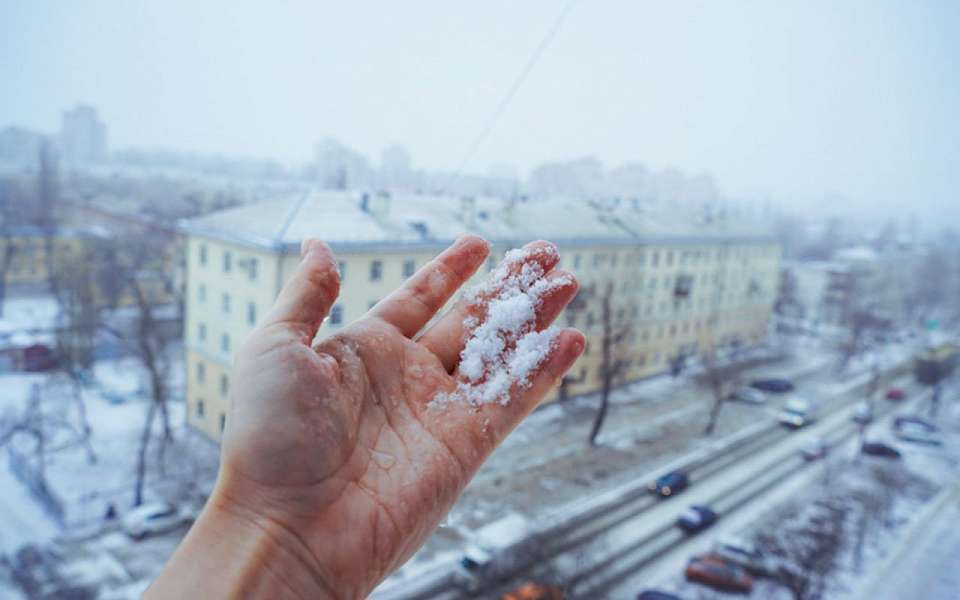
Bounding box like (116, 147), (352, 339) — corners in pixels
(145, 235), (584, 599)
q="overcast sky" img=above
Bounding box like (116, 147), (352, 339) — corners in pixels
(2, 1), (958, 224)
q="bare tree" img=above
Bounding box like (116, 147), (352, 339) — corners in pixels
(754, 498), (848, 600)
(701, 337), (730, 436)
(0, 179), (30, 317)
(588, 283), (633, 447)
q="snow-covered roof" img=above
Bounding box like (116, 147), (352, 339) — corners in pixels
(180, 190), (775, 252)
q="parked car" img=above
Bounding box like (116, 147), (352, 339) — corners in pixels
(713, 537), (777, 576)
(676, 505), (718, 533)
(851, 402), (874, 425)
(893, 416), (937, 432)
(729, 387), (766, 405)
(684, 555), (753, 593)
(895, 423), (943, 446)
(636, 591), (684, 600)
(648, 470), (690, 498)
(800, 437), (830, 461)
(453, 513), (534, 592)
(122, 502), (191, 539)
(750, 378), (794, 393)
(778, 396), (819, 428)
(885, 387), (906, 401)
(861, 441), (902, 459)
(502, 583), (563, 600)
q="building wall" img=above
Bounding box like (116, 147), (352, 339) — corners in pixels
(184, 234), (781, 441)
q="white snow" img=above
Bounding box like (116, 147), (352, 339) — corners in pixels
(432, 245), (565, 407)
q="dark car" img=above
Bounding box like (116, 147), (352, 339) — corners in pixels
(885, 387), (906, 401)
(637, 591), (684, 600)
(861, 441), (902, 459)
(677, 505), (718, 533)
(648, 470), (689, 498)
(684, 555), (752, 593)
(749, 378), (794, 393)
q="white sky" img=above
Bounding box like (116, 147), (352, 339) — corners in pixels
(1, 1), (958, 224)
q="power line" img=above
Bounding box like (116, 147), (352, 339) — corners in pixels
(457, 0), (577, 174)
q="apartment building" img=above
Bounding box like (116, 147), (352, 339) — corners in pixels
(181, 191), (780, 441)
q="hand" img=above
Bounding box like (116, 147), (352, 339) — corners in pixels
(147, 235), (583, 599)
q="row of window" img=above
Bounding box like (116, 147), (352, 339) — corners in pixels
(569, 245), (775, 271)
(198, 244), (259, 281)
(197, 285), (258, 324)
(192, 398), (226, 433)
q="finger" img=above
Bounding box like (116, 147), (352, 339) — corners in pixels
(425, 329), (585, 474)
(261, 239), (340, 339)
(418, 240), (563, 372)
(369, 235), (489, 337)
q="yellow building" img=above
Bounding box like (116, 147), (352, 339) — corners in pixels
(181, 191), (781, 441)
(0, 225), (102, 287)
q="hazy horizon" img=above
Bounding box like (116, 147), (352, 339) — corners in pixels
(2, 1), (958, 224)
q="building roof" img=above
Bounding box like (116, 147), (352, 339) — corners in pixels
(180, 190), (776, 252)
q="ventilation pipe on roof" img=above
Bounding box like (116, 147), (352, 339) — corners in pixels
(460, 196), (476, 230)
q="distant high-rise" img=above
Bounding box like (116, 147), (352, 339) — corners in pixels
(59, 105), (107, 164)
(379, 144), (413, 189)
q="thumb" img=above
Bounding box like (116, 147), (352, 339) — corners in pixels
(262, 239), (341, 339)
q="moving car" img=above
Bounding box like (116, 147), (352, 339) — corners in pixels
(636, 591), (684, 600)
(729, 387), (766, 405)
(453, 513), (535, 592)
(893, 416), (937, 432)
(122, 502), (191, 539)
(750, 378), (794, 393)
(648, 470), (690, 498)
(885, 387), (906, 401)
(778, 396), (819, 428)
(895, 423), (943, 446)
(800, 437), (829, 461)
(861, 441), (902, 459)
(684, 555), (752, 593)
(851, 401), (874, 425)
(713, 536), (777, 576)
(502, 583), (563, 600)
(676, 505), (718, 533)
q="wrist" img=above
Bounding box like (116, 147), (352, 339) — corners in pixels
(146, 484), (344, 600)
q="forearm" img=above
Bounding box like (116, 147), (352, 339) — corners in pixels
(144, 492), (341, 600)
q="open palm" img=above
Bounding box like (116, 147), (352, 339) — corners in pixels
(215, 236), (583, 598)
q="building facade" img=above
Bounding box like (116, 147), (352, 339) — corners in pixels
(182, 191), (780, 441)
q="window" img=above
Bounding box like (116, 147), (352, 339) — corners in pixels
(651, 251), (660, 267)
(338, 261), (346, 281)
(674, 274), (693, 299)
(219, 413), (226, 433)
(221, 333), (230, 353)
(223, 251), (232, 273)
(248, 258), (258, 281)
(198, 284), (206, 302)
(370, 260), (383, 281)
(198, 323), (207, 341)
(220, 374), (229, 397)
(573, 254), (582, 269)
(196, 398), (205, 418)
(330, 304), (343, 325)
(199, 244), (207, 266)
(222, 293), (231, 313)
(403, 259), (416, 278)
(196, 362), (205, 383)
(247, 301), (256, 325)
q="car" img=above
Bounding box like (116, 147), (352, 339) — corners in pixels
(729, 387), (766, 405)
(713, 536), (777, 576)
(893, 416), (937, 432)
(851, 402), (874, 424)
(648, 470), (690, 498)
(122, 502), (191, 539)
(750, 378), (794, 393)
(684, 555), (753, 593)
(778, 396), (819, 428)
(800, 437), (830, 461)
(885, 387), (906, 401)
(895, 423), (944, 446)
(676, 505), (718, 533)
(861, 441), (902, 459)
(502, 582), (563, 600)
(636, 591), (684, 600)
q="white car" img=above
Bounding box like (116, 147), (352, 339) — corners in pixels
(123, 502), (191, 539)
(800, 437), (829, 461)
(713, 536), (777, 576)
(895, 423), (944, 446)
(729, 387), (766, 405)
(851, 402), (874, 424)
